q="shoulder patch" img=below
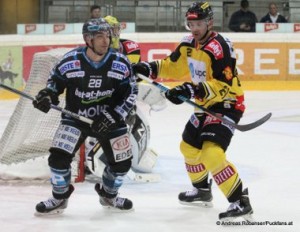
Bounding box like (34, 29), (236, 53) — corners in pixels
(181, 35), (194, 44)
(112, 60), (129, 76)
(58, 60), (81, 75)
(123, 40), (140, 53)
(204, 39), (224, 60)
(62, 50), (77, 59)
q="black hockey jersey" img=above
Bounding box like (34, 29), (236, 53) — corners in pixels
(46, 46), (138, 121)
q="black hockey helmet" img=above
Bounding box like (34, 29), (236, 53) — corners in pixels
(82, 18), (112, 36)
(185, 2), (213, 21)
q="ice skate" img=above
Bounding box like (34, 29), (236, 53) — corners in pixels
(219, 188), (253, 222)
(95, 183), (133, 212)
(178, 180), (213, 207)
(35, 184), (74, 216)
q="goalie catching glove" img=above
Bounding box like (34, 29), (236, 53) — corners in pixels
(91, 108), (127, 135)
(32, 88), (59, 113)
(165, 82), (196, 105)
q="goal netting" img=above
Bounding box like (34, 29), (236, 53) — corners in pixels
(0, 48), (85, 182)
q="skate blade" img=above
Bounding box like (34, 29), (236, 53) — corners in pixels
(179, 200), (213, 208)
(219, 211), (254, 223)
(34, 208), (65, 216)
(102, 205), (135, 213)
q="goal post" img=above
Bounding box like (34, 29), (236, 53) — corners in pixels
(0, 48), (85, 182)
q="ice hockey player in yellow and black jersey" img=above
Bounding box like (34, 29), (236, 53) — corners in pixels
(133, 1), (253, 221)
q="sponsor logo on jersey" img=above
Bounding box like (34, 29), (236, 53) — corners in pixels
(107, 71), (125, 80)
(78, 105), (107, 118)
(115, 149), (133, 162)
(123, 40), (140, 53)
(59, 60), (81, 75)
(264, 23), (279, 32)
(203, 114), (221, 126)
(75, 88), (113, 102)
(203, 114), (235, 133)
(112, 134), (130, 151)
(204, 40), (224, 60)
(188, 58), (206, 83)
(111, 134), (133, 162)
(190, 113), (200, 128)
(111, 60), (129, 75)
(185, 163), (205, 173)
(52, 125), (81, 154)
(213, 165), (236, 185)
(220, 115), (235, 133)
(66, 71), (85, 78)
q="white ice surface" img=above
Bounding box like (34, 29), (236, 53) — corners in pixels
(0, 91), (299, 232)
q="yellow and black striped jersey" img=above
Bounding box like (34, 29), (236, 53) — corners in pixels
(156, 32), (245, 117)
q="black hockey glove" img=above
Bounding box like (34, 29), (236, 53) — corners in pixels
(32, 88), (59, 113)
(92, 108), (126, 135)
(165, 82), (195, 105)
(132, 61), (158, 81)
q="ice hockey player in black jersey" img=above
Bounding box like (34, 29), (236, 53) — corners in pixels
(133, 2), (253, 221)
(83, 15), (166, 181)
(32, 18), (138, 215)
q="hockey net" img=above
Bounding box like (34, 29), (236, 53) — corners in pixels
(0, 48), (85, 183)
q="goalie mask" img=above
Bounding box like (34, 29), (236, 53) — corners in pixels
(104, 15), (122, 50)
(104, 15), (121, 38)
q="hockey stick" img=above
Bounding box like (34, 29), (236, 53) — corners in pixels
(137, 74), (272, 132)
(0, 83), (93, 125)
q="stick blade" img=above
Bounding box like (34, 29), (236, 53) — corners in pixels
(237, 112), (272, 132)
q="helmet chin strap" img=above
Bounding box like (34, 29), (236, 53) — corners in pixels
(86, 39), (104, 57)
(199, 21), (210, 42)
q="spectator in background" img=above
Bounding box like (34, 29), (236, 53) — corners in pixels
(90, 5), (101, 19)
(260, 2), (288, 23)
(228, 0), (257, 32)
